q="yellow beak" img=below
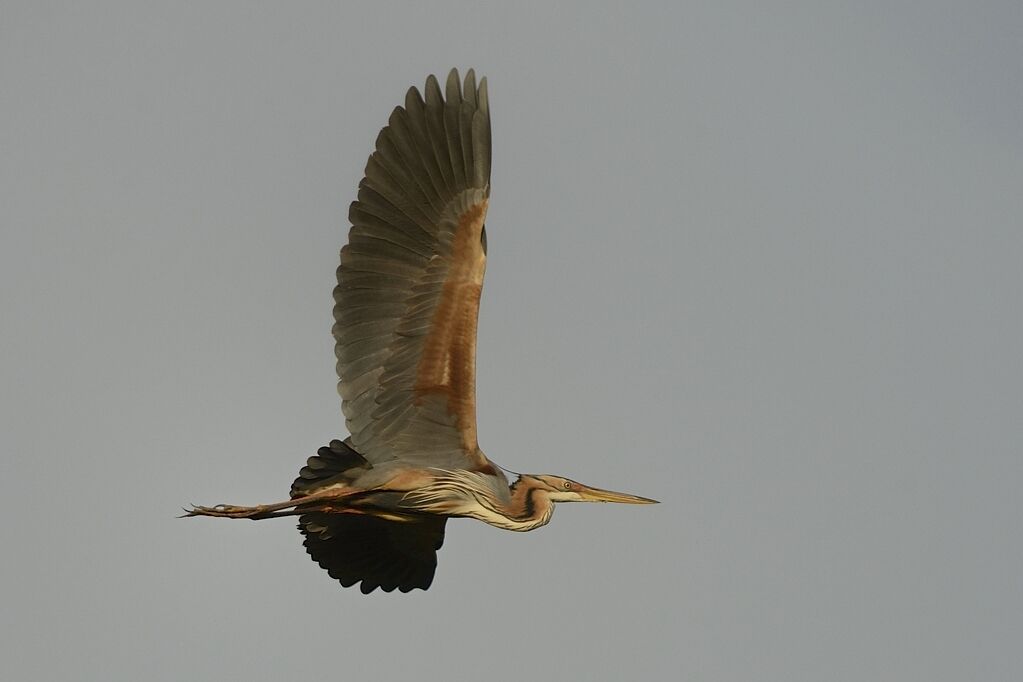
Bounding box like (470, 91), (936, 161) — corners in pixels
(578, 484), (659, 504)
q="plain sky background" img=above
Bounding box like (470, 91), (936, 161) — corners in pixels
(2, 2), (1021, 680)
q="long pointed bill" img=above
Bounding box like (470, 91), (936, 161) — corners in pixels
(577, 484), (659, 504)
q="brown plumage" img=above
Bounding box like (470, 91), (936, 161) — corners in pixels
(186, 69), (656, 594)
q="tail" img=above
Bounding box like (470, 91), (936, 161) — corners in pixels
(290, 438), (370, 498)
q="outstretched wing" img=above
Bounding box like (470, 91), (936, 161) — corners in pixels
(335, 69), (491, 469)
(299, 513), (447, 594)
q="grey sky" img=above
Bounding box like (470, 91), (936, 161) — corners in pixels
(2, 2), (1021, 681)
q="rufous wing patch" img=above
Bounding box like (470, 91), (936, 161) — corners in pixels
(414, 198), (488, 453)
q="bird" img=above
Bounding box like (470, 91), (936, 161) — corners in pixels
(186, 68), (657, 594)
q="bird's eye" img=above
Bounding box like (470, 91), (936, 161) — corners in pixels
(563, 481), (572, 490)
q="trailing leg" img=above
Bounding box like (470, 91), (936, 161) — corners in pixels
(184, 490), (354, 520)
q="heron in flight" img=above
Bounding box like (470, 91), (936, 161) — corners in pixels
(187, 69), (657, 593)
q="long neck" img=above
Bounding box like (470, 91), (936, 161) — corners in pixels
(401, 471), (555, 532)
(493, 476), (554, 532)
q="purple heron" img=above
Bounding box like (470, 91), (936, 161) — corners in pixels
(186, 69), (657, 593)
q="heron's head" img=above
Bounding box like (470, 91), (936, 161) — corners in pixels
(528, 475), (658, 505)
